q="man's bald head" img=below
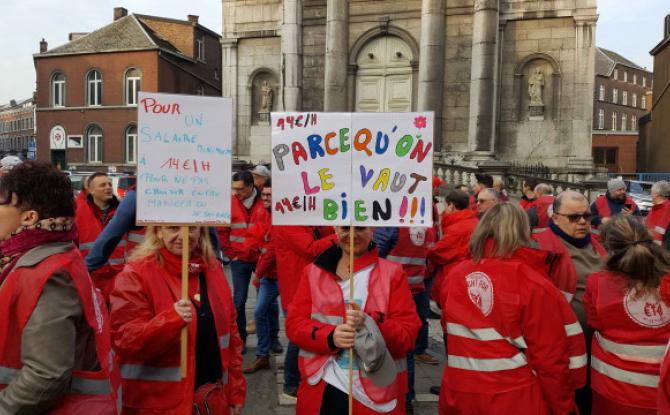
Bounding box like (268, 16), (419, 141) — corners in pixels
(553, 190), (587, 213)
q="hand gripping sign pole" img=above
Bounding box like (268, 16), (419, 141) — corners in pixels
(271, 111), (433, 415)
(137, 92), (233, 379)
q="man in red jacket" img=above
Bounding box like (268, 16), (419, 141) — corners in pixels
(75, 172), (123, 300)
(520, 178), (539, 211)
(218, 170), (268, 352)
(428, 190), (479, 306)
(647, 180), (670, 248)
(273, 225), (337, 397)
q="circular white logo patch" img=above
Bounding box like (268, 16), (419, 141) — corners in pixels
(409, 227), (426, 247)
(466, 272), (494, 316)
(624, 290), (670, 328)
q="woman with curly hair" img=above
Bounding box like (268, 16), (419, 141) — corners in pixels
(110, 225), (246, 414)
(0, 161), (118, 414)
(584, 215), (670, 415)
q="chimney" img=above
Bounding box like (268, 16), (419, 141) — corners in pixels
(114, 7), (128, 21)
(39, 38), (48, 53)
(187, 15), (199, 24)
(665, 14), (670, 39)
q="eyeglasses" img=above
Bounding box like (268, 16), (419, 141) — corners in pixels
(554, 212), (592, 223)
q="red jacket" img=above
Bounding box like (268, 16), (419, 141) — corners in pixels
(218, 193), (267, 263)
(75, 195), (125, 299)
(533, 228), (606, 302)
(243, 209), (276, 279)
(386, 227), (436, 294)
(110, 254), (246, 414)
(533, 195), (555, 233)
(646, 200), (670, 245)
(0, 248), (119, 414)
(429, 209), (479, 304)
(286, 247), (420, 414)
(273, 225), (337, 310)
(584, 271), (670, 411)
(520, 195), (538, 211)
(439, 246), (575, 415)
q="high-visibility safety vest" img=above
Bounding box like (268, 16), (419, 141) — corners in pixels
(533, 228), (606, 302)
(76, 198), (126, 298)
(646, 200), (670, 246)
(586, 271), (670, 410)
(111, 257), (245, 411)
(124, 227), (145, 260)
(532, 195), (554, 234)
(298, 259), (408, 404)
(386, 227), (434, 294)
(0, 248), (119, 414)
(592, 194), (638, 235)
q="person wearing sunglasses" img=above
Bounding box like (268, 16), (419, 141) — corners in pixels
(475, 188), (498, 218)
(533, 190), (607, 414)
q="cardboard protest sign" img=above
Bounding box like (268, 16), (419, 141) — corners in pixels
(136, 92), (232, 225)
(271, 112), (433, 227)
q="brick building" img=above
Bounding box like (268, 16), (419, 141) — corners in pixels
(638, 15), (670, 173)
(592, 47), (652, 173)
(33, 7), (221, 171)
(0, 97), (36, 160)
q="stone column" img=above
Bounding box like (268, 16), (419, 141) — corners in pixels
(282, 0), (303, 111)
(324, 0), (348, 111)
(570, 17), (597, 168)
(222, 39), (239, 155)
(417, 0), (446, 150)
(467, 0), (499, 158)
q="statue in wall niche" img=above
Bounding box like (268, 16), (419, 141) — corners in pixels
(528, 68), (545, 107)
(259, 81), (274, 113)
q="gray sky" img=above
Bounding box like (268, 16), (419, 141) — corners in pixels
(0, 0), (667, 104)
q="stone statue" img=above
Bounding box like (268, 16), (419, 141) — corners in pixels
(259, 81), (273, 113)
(528, 68), (545, 107)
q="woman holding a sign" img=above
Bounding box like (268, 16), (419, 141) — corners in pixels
(110, 226), (246, 414)
(286, 226), (421, 415)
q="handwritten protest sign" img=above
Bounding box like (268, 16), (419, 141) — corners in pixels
(136, 92), (232, 225)
(271, 112), (433, 227)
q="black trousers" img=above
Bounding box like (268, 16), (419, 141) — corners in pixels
(320, 383), (349, 415)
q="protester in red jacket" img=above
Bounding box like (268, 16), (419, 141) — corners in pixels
(590, 179), (642, 234)
(273, 224), (337, 397)
(75, 172), (124, 300)
(428, 190), (479, 305)
(527, 183), (555, 233)
(0, 161), (119, 414)
(520, 178), (539, 211)
(110, 226), (246, 415)
(218, 170), (268, 348)
(647, 181), (670, 248)
(584, 215), (670, 415)
(286, 226), (421, 415)
(439, 203), (575, 415)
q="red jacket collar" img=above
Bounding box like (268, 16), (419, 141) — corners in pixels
(314, 244), (378, 276)
(442, 209), (478, 227)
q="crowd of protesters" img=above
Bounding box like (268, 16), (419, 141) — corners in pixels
(3, 160), (670, 415)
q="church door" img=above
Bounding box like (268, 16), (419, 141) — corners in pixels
(355, 36), (413, 112)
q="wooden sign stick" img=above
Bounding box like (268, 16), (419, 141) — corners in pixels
(180, 226), (190, 378)
(348, 224), (355, 415)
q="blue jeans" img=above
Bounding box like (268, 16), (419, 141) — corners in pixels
(231, 260), (255, 343)
(407, 288), (429, 402)
(283, 308), (301, 389)
(255, 278), (279, 356)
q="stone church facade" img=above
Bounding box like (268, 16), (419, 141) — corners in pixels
(222, 0), (597, 169)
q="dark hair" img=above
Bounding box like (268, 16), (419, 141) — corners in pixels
(232, 170), (254, 187)
(87, 172), (108, 188)
(263, 178), (272, 188)
(475, 173), (494, 188)
(524, 178), (539, 191)
(601, 215), (670, 295)
(0, 161), (75, 218)
(446, 190), (470, 210)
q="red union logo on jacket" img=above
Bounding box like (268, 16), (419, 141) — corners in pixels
(466, 272), (494, 316)
(624, 290), (670, 328)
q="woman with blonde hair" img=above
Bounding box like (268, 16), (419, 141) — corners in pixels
(584, 215), (670, 415)
(439, 203), (575, 414)
(110, 226), (246, 414)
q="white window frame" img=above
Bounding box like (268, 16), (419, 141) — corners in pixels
(642, 97), (647, 110)
(87, 70), (102, 106)
(643, 76), (647, 87)
(87, 126), (103, 163)
(52, 73), (65, 107)
(599, 85), (605, 101)
(632, 93), (637, 108)
(632, 115), (637, 131)
(614, 69), (618, 80)
(613, 89), (618, 104)
(125, 125), (137, 164)
(125, 69), (141, 106)
(612, 112), (617, 131)
(621, 114), (627, 131)
(598, 109), (605, 129)
(624, 71), (628, 82)
(622, 91), (628, 106)
(196, 37), (205, 62)
(633, 74), (638, 85)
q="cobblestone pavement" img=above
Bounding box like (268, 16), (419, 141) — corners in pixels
(230, 269), (443, 414)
